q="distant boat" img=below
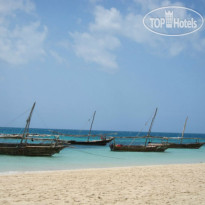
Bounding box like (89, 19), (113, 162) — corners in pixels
(65, 138), (114, 146)
(110, 108), (168, 152)
(52, 111), (114, 146)
(109, 143), (167, 152)
(166, 117), (205, 149)
(0, 103), (68, 156)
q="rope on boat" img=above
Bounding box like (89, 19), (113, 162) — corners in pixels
(4, 108), (30, 129)
(129, 119), (150, 146)
(35, 109), (50, 130)
(129, 108), (158, 146)
(70, 147), (123, 160)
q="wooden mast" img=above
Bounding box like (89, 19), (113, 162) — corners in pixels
(145, 108), (158, 146)
(180, 116), (188, 144)
(20, 102), (36, 144)
(87, 111), (96, 142)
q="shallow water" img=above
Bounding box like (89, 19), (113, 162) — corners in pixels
(0, 127), (205, 173)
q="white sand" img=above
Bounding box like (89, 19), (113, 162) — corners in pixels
(0, 163), (205, 205)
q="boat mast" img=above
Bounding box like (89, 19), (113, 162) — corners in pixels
(145, 108), (158, 146)
(88, 111), (96, 142)
(20, 102), (36, 144)
(180, 116), (188, 144)
(147, 108), (158, 137)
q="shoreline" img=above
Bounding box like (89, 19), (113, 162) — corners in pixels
(1, 161), (204, 176)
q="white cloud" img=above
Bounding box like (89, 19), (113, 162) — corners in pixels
(0, 0), (35, 16)
(0, 0), (47, 66)
(71, 32), (120, 69)
(90, 6), (122, 32)
(0, 22), (47, 65)
(70, 1), (205, 71)
(70, 6), (122, 70)
(70, 5), (155, 70)
(89, 6), (157, 45)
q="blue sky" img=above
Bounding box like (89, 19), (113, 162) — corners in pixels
(0, 0), (205, 133)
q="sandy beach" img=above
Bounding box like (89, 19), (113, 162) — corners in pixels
(0, 163), (205, 205)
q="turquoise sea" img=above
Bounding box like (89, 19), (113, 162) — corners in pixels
(0, 127), (205, 174)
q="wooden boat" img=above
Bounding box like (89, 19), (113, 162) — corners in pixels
(66, 137), (114, 145)
(167, 142), (204, 149)
(0, 143), (66, 156)
(110, 108), (168, 152)
(110, 142), (167, 152)
(0, 102), (68, 156)
(51, 133), (114, 146)
(3, 132), (114, 146)
(166, 117), (205, 149)
(53, 111), (114, 146)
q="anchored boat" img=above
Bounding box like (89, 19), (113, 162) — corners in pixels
(52, 111), (114, 146)
(0, 102), (68, 156)
(110, 108), (168, 152)
(166, 117), (205, 149)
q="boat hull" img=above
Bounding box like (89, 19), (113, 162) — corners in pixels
(66, 137), (114, 146)
(0, 143), (67, 156)
(110, 144), (167, 152)
(167, 143), (204, 149)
